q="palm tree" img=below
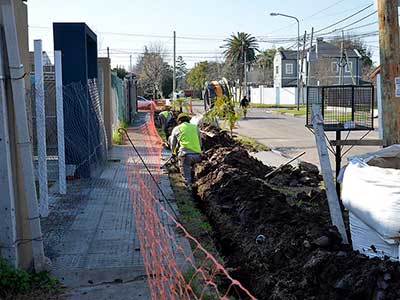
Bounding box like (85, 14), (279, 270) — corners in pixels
(256, 49), (277, 85)
(222, 32), (259, 98)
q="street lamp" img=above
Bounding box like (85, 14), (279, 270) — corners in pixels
(270, 12), (300, 110)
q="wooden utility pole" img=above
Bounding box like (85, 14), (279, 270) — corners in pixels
(378, 0), (400, 146)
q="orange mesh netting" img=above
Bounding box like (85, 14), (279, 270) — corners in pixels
(123, 106), (256, 300)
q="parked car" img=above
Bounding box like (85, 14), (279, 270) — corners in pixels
(137, 96), (153, 111)
(137, 96), (166, 112)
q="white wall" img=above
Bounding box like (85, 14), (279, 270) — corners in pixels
(250, 86), (296, 105)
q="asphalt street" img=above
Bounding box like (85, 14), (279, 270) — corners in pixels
(192, 101), (380, 168)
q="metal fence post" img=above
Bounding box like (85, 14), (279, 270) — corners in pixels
(55, 51), (66, 194)
(34, 40), (49, 217)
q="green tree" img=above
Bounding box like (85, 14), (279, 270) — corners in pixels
(112, 65), (128, 79)
(222, 32), (259, 84)
(162, 63), (173, 98)
(176, 56), (188, 89)
(186, 61), (208, 93)
(255, 49), (276, 84)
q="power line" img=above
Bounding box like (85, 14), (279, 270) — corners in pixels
(265, 0), (348, 35)
(314, 4), (374, 33)
(317, 10), (377, 35)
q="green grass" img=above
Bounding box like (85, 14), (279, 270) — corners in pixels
(0, 257), (61, 300)
(168, 172), (229, 299)
(277, 106), (307, 116)
(323, 112), (353, 123)
(234, 134), (270, 152)
(168, 172), (216, 255)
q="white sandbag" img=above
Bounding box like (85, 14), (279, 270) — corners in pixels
(350, 212), (399, 261)
(342, 145), (400, 239)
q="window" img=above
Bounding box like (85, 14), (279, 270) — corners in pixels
(345, 61), (353, 73)
(276, 66), (279, 74)
(331, 62), (339, 73)
(286, 63), (293, 75)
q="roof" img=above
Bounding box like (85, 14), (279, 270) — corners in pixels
(310, 40), (360, 58)
(279, 50), (298, 60)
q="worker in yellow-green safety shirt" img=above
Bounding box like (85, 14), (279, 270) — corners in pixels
(168, 113), (202, 185)
(158, 108), (172, 138)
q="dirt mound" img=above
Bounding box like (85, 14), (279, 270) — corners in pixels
(268, 161), (323, 187)
(200, 124), (238, 151)
(196, 146), (273, 180)
(193, 154), (400, 300)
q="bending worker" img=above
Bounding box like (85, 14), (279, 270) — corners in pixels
(158, 108), (172, 137)
(169, 113), (202, 185)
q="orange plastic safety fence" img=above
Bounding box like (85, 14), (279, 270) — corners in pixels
(124, 108), (257, 300)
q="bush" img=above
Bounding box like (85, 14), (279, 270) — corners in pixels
(0, 257), (58, 297)
(204, 95), (241, 136)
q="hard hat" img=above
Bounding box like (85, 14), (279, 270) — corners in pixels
(177, 113), (190, 123)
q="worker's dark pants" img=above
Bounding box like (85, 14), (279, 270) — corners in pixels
(159, 115), (171, 137)
(179, 153), (201, 185)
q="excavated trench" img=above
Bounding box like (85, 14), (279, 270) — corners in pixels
(191, 126), (400, 300)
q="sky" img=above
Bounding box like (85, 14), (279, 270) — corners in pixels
(27, 0), (379, 69)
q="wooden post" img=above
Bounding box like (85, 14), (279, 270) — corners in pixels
(312, 105), (349, 244)
(378, 0), (400, 146)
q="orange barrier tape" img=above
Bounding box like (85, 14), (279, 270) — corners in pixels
(124, 107), (256, 300)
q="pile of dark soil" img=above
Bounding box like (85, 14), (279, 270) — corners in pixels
(268, 161), (323, 187)
(200, 124), (238, 151)
(192, 128), (400, 300)
(196, 146), (273, 180)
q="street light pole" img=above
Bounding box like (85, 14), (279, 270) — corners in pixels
(270, 12), (300, 110)
(243, 41), (248, 99)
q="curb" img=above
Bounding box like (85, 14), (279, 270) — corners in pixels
(264, 109), (305, 118)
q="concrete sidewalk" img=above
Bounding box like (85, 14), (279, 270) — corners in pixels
(41, 114), (186, 300)
(41, 145), (151, 300)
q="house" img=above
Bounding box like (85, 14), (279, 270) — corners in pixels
(273, 38), (365, 88)
(305, 38), (363, 86)
(273, 50), (298, 88)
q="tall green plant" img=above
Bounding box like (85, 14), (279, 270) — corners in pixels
(171, 97), (190, 113)
(204, 95), (241, 136)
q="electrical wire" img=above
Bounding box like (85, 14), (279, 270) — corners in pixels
(316, 10), (377, 36)
(314, 4), (374, 33)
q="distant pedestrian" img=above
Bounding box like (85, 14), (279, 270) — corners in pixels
(169, 113), (202, 185)
(240, 96), (250, 119)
